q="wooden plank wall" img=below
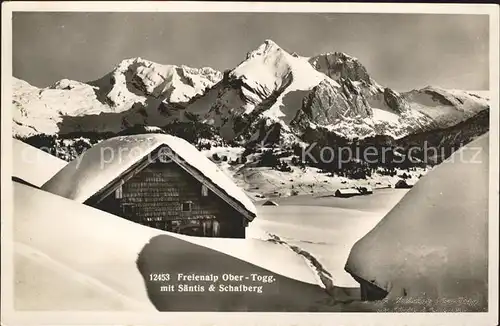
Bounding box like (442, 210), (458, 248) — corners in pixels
(115, 160), (245, 237)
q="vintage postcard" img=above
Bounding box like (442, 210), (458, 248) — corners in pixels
(1, 2), (499, 325)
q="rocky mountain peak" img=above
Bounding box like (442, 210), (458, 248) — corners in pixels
(309, 52), (372, 85)
(246, 39), (283, 59)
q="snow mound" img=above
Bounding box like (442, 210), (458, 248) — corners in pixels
(345, 133), (489, 301)
(14, 181), (328, 311)
(42, 133), (256, 217)
(14, 241), (153, 311)
(12, 138), (67, 187)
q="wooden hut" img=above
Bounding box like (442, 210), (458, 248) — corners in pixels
(41, 134), (256, 238)
(394, 179), (415, 189)
(262, 200), (279, 206)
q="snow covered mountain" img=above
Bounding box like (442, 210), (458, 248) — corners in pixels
(291, 51), (488, 140)
(13, 77), (110, 136)
(402, 86), (490, 128)
(185, 41), (489, 143)
(89, 57), (222, 110)
(13, 58), (222, 137)
(184, 40), (333, 142)
(12, 40), (489, 144)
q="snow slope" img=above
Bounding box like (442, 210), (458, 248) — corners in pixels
(345, 133), (489, 301)
(14, 181), (337, 311)
(371, 108), (400, 123)
(12, 77), (111, 136)
(42, 133), (256, 217)
(207, 144), (426, 199)
(402, 86), (489, 128)
(12, 138), (67, 187)
(248, 189), (409, 287)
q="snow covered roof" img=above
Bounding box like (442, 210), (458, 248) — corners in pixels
(335, 188), (361, 195)
(345, 133), (489, 301)
(41, 134), (256, 219)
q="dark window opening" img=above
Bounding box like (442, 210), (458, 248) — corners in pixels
(182, 201), (192, 212)
(122, 203), (135, 215)
(158, 151), (171, 163)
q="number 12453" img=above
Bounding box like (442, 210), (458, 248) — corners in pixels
(149, 273), (170, 281)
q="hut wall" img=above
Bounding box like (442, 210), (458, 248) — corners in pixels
(96, 160), (246, 238)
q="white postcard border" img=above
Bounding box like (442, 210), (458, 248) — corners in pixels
(1, 2), (498, 326)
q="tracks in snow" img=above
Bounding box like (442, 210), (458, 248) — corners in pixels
(266, 233), (361, 304)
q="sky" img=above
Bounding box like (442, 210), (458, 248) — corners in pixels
(12, 12), (489, 91)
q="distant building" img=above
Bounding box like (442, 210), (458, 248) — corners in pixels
(394, 179), (415, 189)
(335, 188), (361, 198)
(41, 134), (256, 238)
(262, 200), (279, 206)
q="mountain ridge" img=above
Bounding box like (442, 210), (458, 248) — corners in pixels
(12, 39), (489, 145)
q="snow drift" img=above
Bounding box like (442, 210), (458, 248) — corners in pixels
(250, 189), (409, 288)
(12, 138), (67, 187)
(345, 133), (489, 304)
(14, 181), (341, 311)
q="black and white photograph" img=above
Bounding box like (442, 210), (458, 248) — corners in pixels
(1, 2), (499, 325)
